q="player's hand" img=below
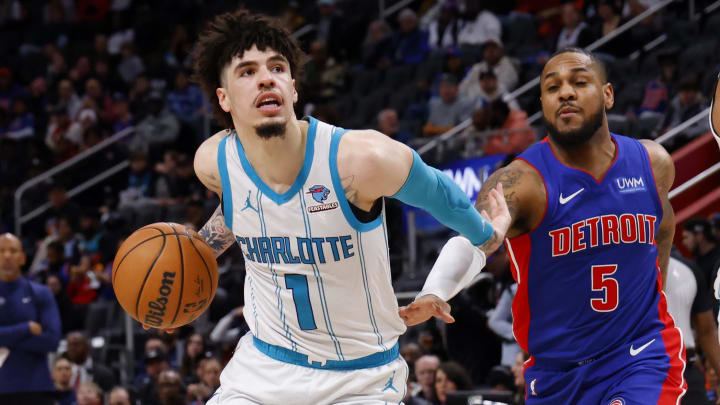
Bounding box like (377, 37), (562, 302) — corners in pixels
(28, 321), (43, 335)
(478, 183), (511, 255)
(141, 324), (176, 334)
(398, 294), (454, 326)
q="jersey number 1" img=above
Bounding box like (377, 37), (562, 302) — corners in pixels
(590, 265), (619, 312)
(285, 274), (318, 330)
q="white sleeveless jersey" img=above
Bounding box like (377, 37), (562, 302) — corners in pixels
(217, 117), (406, 362)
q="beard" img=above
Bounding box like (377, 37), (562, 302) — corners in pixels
(544, 107), (604, 148)
(254, 121), (286, 139)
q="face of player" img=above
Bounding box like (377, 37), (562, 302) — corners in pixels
(0, 235), (25, 282)
(217, 46), (298, 139)
(434, 369), (457, 404)
(541, 52), (613, 148)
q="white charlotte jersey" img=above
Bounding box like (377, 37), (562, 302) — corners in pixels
(217, 117), (406, 362)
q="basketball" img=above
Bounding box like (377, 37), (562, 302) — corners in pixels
(112, 222), (218, 329)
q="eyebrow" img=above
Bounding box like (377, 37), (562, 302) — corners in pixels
(233, 54), (289, 75)
(543, 67), (592, 81)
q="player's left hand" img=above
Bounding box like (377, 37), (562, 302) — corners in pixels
(398, 294), (454, 326)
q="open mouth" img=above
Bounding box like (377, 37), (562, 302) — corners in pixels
(255, 93), (283, 114)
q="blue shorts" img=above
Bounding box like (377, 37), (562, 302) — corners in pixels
(523, 329), (686, 405)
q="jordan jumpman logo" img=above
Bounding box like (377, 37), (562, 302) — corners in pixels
(241, 190), (258, 213)
(382, 371), (398, 392)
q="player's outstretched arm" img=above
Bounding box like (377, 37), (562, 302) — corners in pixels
(399, 161), (545, 326)
(712, 73), (720, 150)
(640, 139), (675, 288)
(194, 130), (236, 257)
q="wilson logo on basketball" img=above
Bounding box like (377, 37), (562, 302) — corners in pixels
(144, 271), (176, 327)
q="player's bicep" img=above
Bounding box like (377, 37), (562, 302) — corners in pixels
(198, 204), (236, 257)
(194, 131), (227, 194)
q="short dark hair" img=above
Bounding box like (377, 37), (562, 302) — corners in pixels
(550, 47), (607, 83)
(193, 9), (305, 128)
(677, 75), (699, 93)
(437, 361), (473, 391)
(684, 218), (716, 242)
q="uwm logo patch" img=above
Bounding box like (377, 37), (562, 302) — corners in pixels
(616, 176), (646, 193)
(306, 185), (338, 213)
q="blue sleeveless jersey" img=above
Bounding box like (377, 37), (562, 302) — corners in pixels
(506, 134), (681, 365)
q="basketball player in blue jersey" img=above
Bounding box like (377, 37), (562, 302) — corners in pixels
(402, 47), (688, 404)
(142, 10), (511, 405)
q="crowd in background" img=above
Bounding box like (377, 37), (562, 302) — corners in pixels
(1, 0), (720, 404)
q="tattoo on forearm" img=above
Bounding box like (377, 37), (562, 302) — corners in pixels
(199, 205), (236, 256)
(341, 175), (359, 205)
(475, 167), (522, 220)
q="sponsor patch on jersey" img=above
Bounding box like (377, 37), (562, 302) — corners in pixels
(306, 185), (338, 213)
(608, 398), (625, 405)
(615, 176), (646, 193)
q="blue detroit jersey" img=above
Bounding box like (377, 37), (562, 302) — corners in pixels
(506, 134), (679, 364)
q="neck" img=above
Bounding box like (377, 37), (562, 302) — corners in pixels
(0, 271), (20, 283)
(55, 381), (71, 391)
(235, 117), (308, 194)
(548, 125), (615, 180)
(699, 242), (717, 256)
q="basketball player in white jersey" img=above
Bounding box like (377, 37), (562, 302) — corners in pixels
(144, 10), (511, 405)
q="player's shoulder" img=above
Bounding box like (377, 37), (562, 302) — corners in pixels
(194, 129), (231, 194)
(337, 129), (407, 164)
(638, 138), (674, 191)
(26, 279), (54, 301)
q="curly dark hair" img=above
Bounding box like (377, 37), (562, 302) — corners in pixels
(193, 9), (305, 128)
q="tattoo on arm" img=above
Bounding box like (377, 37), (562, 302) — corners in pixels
(341, 175), (359, 205)
(198, 205), (236, 257)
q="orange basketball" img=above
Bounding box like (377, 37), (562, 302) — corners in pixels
(112, 222), (218, 329)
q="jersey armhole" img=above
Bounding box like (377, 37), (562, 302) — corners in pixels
(329, 128), (383, 232)
(217, 135), (233, 230)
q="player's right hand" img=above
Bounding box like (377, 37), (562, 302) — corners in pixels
(141, 324), (176, 334)
(398, 294), (454, 326)
(28, 321), (43, 336)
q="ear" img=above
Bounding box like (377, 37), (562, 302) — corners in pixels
(216, 87), (231, 113)
(603, 82), (614, 111)
(292, 79), (298, 104)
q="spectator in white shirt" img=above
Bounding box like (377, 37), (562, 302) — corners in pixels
(458, 0), (501, 47)
(460, 38), (519, 93)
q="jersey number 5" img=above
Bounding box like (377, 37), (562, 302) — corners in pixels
(590, 265), (619, 312)
(285, 274), (318, 330)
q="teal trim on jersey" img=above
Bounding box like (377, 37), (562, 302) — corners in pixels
(252, 336), (398, 370)
(328, 127), (383, 232)
(217, 136), (233, 230)
(258, 191), (296, 351)
(233, 118), (318, 205)
(298, 191), (344, 359)
(357, 230), (387, 351)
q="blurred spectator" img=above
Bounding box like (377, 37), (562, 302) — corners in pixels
(135, 348), (171, 404)
(487, 365), (515, 392)
(180, 333), (207, 382)
(46, 273), (77, 333)
(0, 67), (26, 112)
(401, 343), (422, 374)
(472, 100), (535, 155)
(682, 218), (720, 288)
(458, 0), (502, 47)
(393, 9), (430, 66)
(301, 41), (346, 104)
(165, 26), (193, 71)
(46, 50), (68, 89)
(209, 306), (246, 346)
(27, 77), (49, 133)
(79, 209), (114, 264)
(117, 43), (145, 85)
(157, 369), (186, 405)
(661, 76), (709, 150)
(435, 49), (468, 89)
(129, 91), (180, 155)
(45, 106), (79, 161)
(414, 355), (440, 401)
(279, 2), (305, 33)
(129, 75), (152, 120)
(311, 0), (347, 61)
(111, 93), (134, 133)
(428, 3), (463, 51)
(82, 78), (113, 124)
(590, 0), (635, 58)
(31, 240), (70, 284)
(461, 38), (519, 93)
(52, 357), (76, 405)
(64, 331), (115, 392)
(488, 283), (520, 367)
(0, 233), (61, 405)
(435, 362), (473, 405)
(5, 98), (35, 140)
(422, 74), (472, 137)
(108, 386), (132, 405)
(555, 2), (593, 51)
(378, 109), (413, 144)
(460, 67), (520, 110)
(55, 79), (82, 119)
(187, 358), (221, 404)
(75, 381), (103, 405)
(166, 70), (204, 127)
(56, 216), (82, 266)
(46, 183), (82, 229)
(362, 20), (394, 69)
(404, 378), (431, 405)
(638, 52), (678, 119)
(511, 351), (529, 404)
(69, 57), (92, 89)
